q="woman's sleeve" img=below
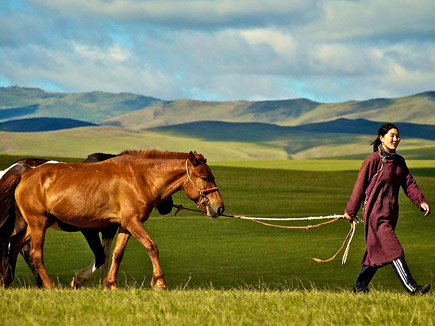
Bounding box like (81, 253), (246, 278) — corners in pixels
(345, 156), (372, 217)
(401, 161), (427, 208)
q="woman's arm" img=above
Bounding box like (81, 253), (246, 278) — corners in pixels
(401, 160), (430, 216)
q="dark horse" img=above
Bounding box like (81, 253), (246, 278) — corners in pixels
(0, 152), (174, 288)
(0, 150), (224, 289)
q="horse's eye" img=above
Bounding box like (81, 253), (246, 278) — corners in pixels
(201, 177), (208, 182)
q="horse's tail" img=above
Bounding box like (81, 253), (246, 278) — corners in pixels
(0, 174), (21, 230)
(0, 174), (22, 285)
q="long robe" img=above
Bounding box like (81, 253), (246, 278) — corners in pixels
(345, 150), (426, 267)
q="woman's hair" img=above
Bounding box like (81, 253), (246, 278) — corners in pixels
(372, 123), (399, 152)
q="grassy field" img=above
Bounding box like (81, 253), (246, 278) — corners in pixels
(1, 125), (434, 161)
(0, 157), (434, 325)
(1, 288), (434, 326)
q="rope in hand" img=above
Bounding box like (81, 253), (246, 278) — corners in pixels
(172, 204), (362, 264)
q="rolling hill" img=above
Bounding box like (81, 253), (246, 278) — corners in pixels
(0, 86), (163, 123)
(1, 87), (434, 129)
(0, 87), (433, 160)
(104, 91), (435, 129)
(0, 121), (433, 160)
(150, 118), (435, 142)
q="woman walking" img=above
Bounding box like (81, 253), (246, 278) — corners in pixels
(344, 123), (431, 295)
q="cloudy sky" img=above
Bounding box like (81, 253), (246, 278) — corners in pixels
(1, 0), (434, 102)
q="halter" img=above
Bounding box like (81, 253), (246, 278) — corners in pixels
(184, 159), (219, 207)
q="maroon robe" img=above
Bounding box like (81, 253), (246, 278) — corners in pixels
(346, 150), (426, 267)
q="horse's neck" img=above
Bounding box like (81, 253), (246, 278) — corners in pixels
(139, 159), (188, 200)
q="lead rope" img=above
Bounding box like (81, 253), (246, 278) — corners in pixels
(172, 204), (362, 264)
(312, 220), (357, 264)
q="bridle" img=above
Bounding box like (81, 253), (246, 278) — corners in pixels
(184, 159), (219, 207)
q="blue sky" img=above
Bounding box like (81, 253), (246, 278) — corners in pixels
(1, 0), (434, 102)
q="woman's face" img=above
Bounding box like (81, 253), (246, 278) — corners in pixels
(380, 128), (400, 153)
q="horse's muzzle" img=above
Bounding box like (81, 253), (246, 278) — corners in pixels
(207, 205), (225, 218)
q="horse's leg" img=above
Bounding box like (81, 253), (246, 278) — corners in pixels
(125, 219), (167, 290)
(71, 229), (104, 289)
(20, 242), (43, 287)
(71, 261), (95, 289)
(105, 227), (130, 290)
(100, 237), (113, 287)
(99, 225), (117, 287)
(0, 241), (10, 287)
(26, 217), (54, 289)
(4, 226), (32, 287)
(0, 210), (15, 287)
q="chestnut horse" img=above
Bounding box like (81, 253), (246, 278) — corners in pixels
(0, 150), (224, 289)
(0, 153), (173, 288)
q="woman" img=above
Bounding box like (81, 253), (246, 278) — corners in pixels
(344, 123), (431, 295)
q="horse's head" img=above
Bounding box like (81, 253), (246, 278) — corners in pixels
(182, 151), (225, 218)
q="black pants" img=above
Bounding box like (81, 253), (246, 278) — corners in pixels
(355, 256), (419, 293)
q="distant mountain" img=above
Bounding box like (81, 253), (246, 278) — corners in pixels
(0, 86), (163, 123)
(0, 117), (97, 132)
(2, 87), (434, 130)
(105, 91), (435, 129)
(151, 118), (435, 142)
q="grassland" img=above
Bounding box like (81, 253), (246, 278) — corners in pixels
(1, 125), (434, 161)
(1, 156), (433, 325)
(1, 288), (434, 326)
(0, 127), (289, 161)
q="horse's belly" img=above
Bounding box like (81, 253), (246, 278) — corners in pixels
(50, 212), (120, 228)
(48, 199), (120, 228)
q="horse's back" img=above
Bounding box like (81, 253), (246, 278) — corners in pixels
(15, 159), (136, 227)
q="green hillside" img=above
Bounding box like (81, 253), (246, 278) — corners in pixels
(1, 87), (433, 160)
(2, 87), (434, 129)
(0, 125), (433, 160)
(104, 91), (435, 129)
(0, 126), (288, 161)
(0, 87), (162, 123)
(293, 92), (435, 126)
(150, 119), (435, 142)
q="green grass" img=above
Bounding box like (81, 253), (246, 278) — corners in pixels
(211, 159), (435, 171)
(1, 288), (434, 326)
(7, 165), (434, 290)
(0, 127), (289, 161)
(1, 125), (434, 161)
(1, 158), (434, 325)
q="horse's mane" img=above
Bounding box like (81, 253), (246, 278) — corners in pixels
(120, 149), (206, 162)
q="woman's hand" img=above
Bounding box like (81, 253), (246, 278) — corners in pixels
(344, 212), (354, 223)
(420, 202), (431, 216)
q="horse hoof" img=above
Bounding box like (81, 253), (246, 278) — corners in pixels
(105, 281), (118, 290)
(71, 277), (83, 289)
(153, 284), (167, 291)
(152, 278), (167, 291)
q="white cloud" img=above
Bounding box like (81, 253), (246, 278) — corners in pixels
(0, 0), (434, 102)
(239, 29), (296, 57)
(27, 0), (322, 28)
(307, 0), (435, 41)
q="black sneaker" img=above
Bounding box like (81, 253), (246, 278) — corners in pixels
(353, 286), (369, 294)
(411, 284), (431, 296)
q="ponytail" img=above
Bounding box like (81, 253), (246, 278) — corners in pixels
(372, 136), (382, 152)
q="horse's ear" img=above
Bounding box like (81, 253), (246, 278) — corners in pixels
(188, 151), (199, 166)
(193, 151), (207, 164)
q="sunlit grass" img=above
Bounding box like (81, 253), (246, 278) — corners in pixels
(1, 288), (434, 326)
